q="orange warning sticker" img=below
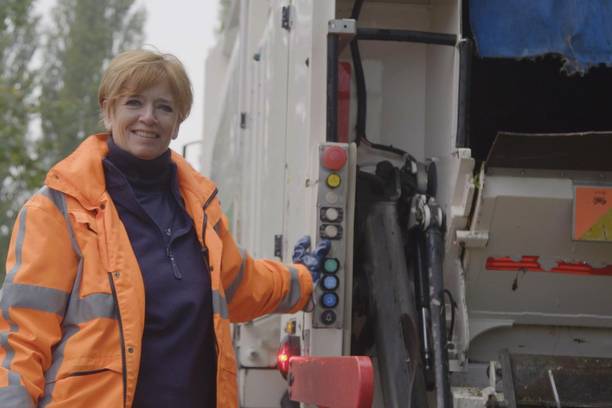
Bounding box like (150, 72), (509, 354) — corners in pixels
(574, 185), (612, 241)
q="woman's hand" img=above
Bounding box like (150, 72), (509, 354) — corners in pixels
(292, 236), (331, 283)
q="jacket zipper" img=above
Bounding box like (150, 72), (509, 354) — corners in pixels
(108, 273), (128, 408)
(202, 188), (220, 385)
(203, 188), (218, 212)
(201, 188), (218, 266)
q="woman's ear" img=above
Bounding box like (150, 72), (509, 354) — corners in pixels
(171, 124), (180, 140)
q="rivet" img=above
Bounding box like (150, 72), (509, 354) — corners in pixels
(127, 346), (134, 354)
(114, 271), (120, 278)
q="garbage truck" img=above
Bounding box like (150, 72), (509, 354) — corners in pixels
(202, 0), (612, 406)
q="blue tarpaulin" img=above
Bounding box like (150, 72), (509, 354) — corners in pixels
(469, 0), (612, 72)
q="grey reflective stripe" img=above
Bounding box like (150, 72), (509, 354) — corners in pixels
(225, 248), (247, 304)
(39, 325), (80, 408)
(213, 220), (222, 235)
(37, 187), (117, 405)
(274, 266), (302, 313)
(4, 208), (26, 285)
(0, 208), (27, 386)
(64, 292), (116, 324)
(39, 187), (81, 256)
(0, 187), (118, 406)
(0, 385), (35, 407)
(212, 290), (228, 319)
(0, 283), (68, 316)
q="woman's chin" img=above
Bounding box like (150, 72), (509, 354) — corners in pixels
(130, 148), (159, 160)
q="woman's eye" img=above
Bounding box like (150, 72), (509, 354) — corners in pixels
(125, 99), (141, 106)
(159, 104), (174, 113)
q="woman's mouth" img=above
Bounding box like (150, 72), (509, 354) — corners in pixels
(131, 130), (158, 139)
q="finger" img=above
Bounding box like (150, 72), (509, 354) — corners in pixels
(292, 236), (311, 263)
(292, 246), (305, 263)
(296, 235), (311, 250)
(313, 239), (331, 258)
(302, 255), (319, 272)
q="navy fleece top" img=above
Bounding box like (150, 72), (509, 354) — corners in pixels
(103, 140), (216, 407)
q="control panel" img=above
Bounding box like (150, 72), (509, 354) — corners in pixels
(313, 143), (354, 329)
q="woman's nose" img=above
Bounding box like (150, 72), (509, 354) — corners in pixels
(139, 105), (157, 124)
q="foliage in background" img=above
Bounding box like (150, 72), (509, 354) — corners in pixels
(38, 0), (146, 169)
(0, 0), (39, 266)
(0, 0), (145, 275)
(217, 0), (232, 34)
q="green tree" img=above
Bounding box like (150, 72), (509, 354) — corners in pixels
(0, 0), (39, 266)
(38, 0), (146, 168)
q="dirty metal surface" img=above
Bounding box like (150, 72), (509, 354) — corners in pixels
(501, 351), (612, 407)
(486, 132), (612, 172)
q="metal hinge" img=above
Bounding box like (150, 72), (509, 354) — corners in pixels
(274, 234), (283, 260)
(281, 6), (292, 31)
(240, 112), (247, 129)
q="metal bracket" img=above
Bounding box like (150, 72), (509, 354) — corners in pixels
(281, 6), (292, 31)
(328, 19), (356, 35)
(328, 19), (356, 52)
(456, 230), (489, 248)
(274, 234), (283, 260)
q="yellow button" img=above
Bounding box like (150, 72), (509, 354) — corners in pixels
(326, 173), (341, 188)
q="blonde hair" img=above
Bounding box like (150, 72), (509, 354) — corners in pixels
(98, 49), (193, 123)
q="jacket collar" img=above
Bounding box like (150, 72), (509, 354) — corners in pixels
(45, 133), (217, 211)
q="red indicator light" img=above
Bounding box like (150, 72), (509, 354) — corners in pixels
(322, 146), (347, 171)
(277, 335), (300, 379)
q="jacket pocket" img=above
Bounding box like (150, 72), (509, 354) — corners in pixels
(45, 356), (122, 384)
(43, 357), (123, 407)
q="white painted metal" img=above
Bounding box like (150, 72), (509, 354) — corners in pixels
(452, 387), (502, 408)
(238, 368), (288, 408)
(206, 1), (298, 406)
(463, 169), (612, 362)
(467, 324), (612, 363)
(436, 149), (475, 370)
(282, 0), (334, 258)
(237, 316), (283, 368)
(238, 0), (289, 258)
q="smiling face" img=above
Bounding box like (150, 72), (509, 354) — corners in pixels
(104, 81), (180, 160)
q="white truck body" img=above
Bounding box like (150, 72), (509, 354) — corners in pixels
(203, 1), (612, 406)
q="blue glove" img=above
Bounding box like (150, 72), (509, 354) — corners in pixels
(292, 236), (331, 283)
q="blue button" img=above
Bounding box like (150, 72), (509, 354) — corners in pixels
(322, 275), (339, 290)
(321, 292), (338, 308)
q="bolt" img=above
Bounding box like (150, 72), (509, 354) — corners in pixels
(415, 210), (423, 222)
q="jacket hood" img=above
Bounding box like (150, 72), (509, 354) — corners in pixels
(45, 133), (217, 210)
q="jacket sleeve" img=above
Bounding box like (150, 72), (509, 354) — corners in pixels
(215, 214), (313, 323)
(0, 193), (78, 406)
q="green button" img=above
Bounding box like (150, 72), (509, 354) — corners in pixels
(324, 258), (339, 273)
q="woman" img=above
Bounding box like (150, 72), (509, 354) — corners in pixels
(0, 49), (329, 407)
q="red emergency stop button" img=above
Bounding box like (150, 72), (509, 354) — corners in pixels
(322, 146), (347, 171)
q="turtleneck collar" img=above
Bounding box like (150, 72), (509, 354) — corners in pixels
(105, 137), (173, 190)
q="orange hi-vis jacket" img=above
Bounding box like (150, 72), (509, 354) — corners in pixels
(0, 134), (313, 407)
